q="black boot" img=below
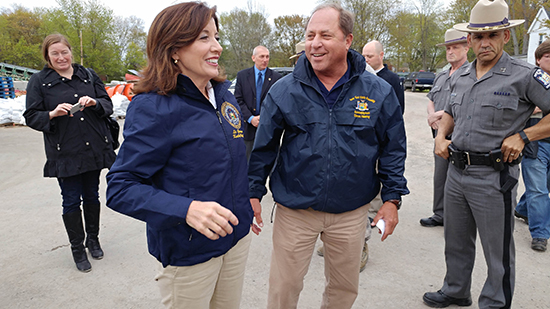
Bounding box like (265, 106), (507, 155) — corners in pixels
(62, 211), (92, 272)
(83, 204), (104, 260)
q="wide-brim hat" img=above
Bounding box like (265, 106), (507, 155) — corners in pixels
(436, 29), (468, 46)
(454, 0), (524, 33)
(289, 41), (305, 60)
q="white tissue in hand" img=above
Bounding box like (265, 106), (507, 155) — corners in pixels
(376, 219), (385, 236)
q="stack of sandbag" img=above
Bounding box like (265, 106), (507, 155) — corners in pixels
(111, 93), (130, 118)
(0, 96), (26, 125)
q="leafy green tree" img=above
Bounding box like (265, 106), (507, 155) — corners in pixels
(411, 0), (445, 71)
(445, 0), (477, 25)
(387, 11), (418, 71)
(270, 15), (307, 67)
(38, 0), (147, 81)
(0, 5), (43, 69)
(342, 0), (401, 52)
(124, 41), (147, 72)
(114, 15), (147, 62)
(219, 7), (271, 76)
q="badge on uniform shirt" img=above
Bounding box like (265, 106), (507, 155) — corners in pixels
(533, 68), (550, 90)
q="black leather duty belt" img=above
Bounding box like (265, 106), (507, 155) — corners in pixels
(448, 144), (522, 171)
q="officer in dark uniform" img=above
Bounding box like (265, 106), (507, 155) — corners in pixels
(423, 0), (550, 308)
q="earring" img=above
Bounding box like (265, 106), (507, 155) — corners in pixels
(174, 59), (178, 64)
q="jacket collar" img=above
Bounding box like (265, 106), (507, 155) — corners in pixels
(41, 63), (88, 84)
(175, 74), (231, 107)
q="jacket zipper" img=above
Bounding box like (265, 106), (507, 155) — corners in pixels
(216, 110), (237, 245)
(325, 109), (332, 211)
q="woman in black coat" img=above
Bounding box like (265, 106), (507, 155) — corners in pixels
(24, 33), (116, 272)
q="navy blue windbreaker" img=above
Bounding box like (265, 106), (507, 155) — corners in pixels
(106, 75), (253, 267)
(248, 50), (409, 213)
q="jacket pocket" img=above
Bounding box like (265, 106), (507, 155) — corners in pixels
(479, 96), (519, 129)
(333, 110), (375, 142)
(157, 223), (206, 261)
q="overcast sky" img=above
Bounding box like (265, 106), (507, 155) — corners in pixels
(9, 0), (323, 30)
(9, 0), (454, 31)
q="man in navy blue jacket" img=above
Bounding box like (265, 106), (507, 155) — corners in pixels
(247, 3), (408, 308)
(362, 40), (405, 114)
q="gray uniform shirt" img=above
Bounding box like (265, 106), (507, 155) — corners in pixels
(445, 52), (550, 153)
(428, 60), (470, 111)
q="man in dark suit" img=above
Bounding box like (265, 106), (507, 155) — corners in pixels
(362, 40), (405, 114)
(235, 46), (283, 159)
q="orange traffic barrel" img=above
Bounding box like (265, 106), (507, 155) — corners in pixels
(106, 86), (115, 97)
(122, 83), (135, 101)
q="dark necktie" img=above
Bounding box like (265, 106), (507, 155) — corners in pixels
(256, 71), (263, 113)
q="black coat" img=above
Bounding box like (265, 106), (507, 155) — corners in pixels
(234, 67), (282, 141)
(377, 65), (405, 114)
(24, 64), (116, 178)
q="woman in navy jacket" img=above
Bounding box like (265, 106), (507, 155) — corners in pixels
(106, 3), (253, 308)
(24, 34), (115, 273)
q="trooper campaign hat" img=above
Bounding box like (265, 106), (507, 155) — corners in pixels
(454, 0), (524, 33)
(289, 41), (305, 60)
(436, 29), (468, 46)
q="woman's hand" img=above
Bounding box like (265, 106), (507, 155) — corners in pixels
(186, 201), (239, 240)
(49, 103), (73, 119)
(78, 96), (97, 108)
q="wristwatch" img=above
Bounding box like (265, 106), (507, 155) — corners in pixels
(387, 199), (402, 210)
(519, 130), (530, 145)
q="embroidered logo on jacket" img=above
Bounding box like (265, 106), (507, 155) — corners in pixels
(351, 96), (375, 118)
(221, 102), (243, 139)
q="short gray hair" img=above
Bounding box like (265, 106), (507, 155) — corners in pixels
(307, 3), (354, 36)
(253, 46), (269, 56)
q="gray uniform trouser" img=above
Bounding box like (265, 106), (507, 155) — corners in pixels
(432, 153), (448, 222)
(442, 164), (517, 309)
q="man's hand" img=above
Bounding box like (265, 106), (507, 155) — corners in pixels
(434, 135), (451, 159)
(371, 202), (399, 241)
(501, 133), (525, 163)
(250, 198), (263, 235)
(251, 115), (260, 128)
(427, 110), (444, 129)
(186, 201), (239, 240)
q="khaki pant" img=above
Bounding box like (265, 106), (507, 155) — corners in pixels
(155, 233), (252, 309)
(268, 203), (369, 309)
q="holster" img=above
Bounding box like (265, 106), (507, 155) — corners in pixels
(489, 149), (505, 171)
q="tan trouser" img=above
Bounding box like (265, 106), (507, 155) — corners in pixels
(367, 191), (383, 218)
(155, 233), (252, 309)
(268, 203), (369, 309)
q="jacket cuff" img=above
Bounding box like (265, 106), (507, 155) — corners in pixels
(249, 188), (266, 200)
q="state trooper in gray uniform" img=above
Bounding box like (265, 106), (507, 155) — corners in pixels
(423, 0), (550, 308)
(421, 29), (470, 227)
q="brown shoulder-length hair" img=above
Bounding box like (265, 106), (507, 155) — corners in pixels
(42, 33), (73, 69)
(135, 2), (225, 95)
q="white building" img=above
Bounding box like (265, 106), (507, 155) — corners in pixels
(527, 7), (550, 65)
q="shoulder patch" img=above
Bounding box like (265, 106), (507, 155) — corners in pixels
(533, 69), (550, 90)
